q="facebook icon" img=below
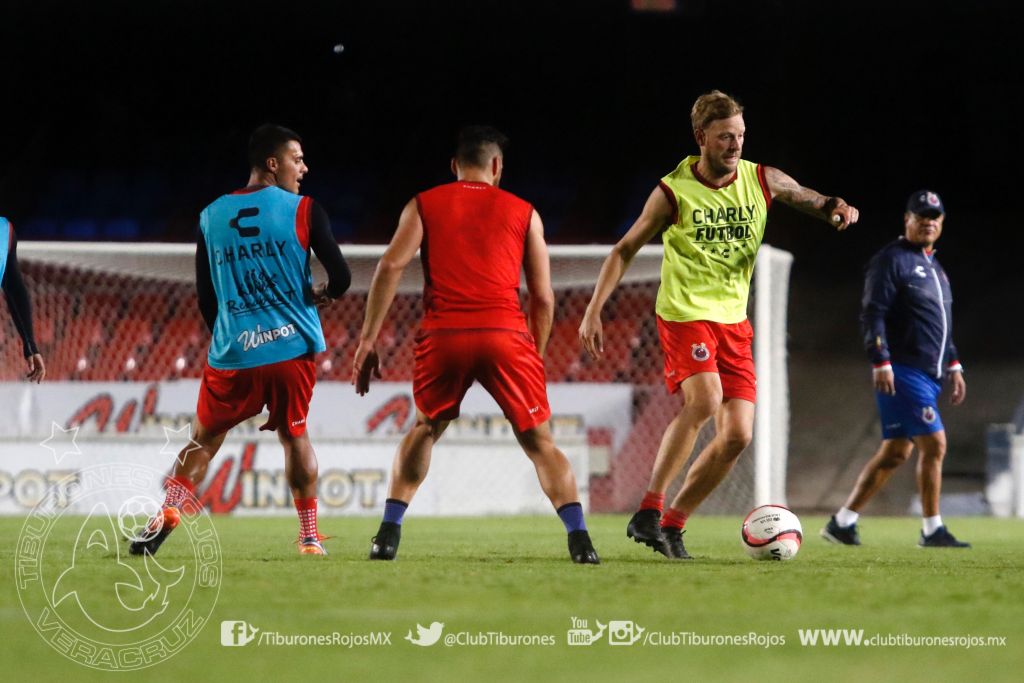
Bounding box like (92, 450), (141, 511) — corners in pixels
(221, 620), (259, 646)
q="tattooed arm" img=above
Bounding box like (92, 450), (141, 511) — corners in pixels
(763, 166), (859, 230)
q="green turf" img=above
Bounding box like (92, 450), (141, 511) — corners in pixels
(2, 514), (1021, 682)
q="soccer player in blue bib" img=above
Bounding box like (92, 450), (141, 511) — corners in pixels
(0, 217), (45, 383)
(823, 190), (969, 548)
(130, 125), (351, 557)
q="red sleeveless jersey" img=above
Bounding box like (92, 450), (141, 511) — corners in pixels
(415, 181), (534, 331)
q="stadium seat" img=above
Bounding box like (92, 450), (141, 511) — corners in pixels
(127, 292), (175, 322)
(55, 317), (104, 379)
(382, 339), (414, 380)
(545, 319), (583, 382)
(574, 318), (639, 382)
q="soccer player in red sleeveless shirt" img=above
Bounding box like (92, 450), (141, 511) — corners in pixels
(353, 126), (599, 564)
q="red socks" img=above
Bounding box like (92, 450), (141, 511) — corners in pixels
(638, 492), (688, 530)
(163, 475), (195, 509)
(639, 491), (665, 513)
(661, 507), (689, 531)
(295, 497), (320, 541)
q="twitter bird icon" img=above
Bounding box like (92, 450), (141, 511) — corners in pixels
(405, 621), (445, 647)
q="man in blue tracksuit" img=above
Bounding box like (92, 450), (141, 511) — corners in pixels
(823, 190), (969, 548)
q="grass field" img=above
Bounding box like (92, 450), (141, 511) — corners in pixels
(2, 514), (1021, 682)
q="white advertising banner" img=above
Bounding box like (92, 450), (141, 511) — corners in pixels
(0, 381), (624, 516)
(0, 381), (630, 448)
(0, 437), (588, 516)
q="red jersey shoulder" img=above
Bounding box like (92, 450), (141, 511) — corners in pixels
(416, 183), (533, 236)
(493, 186), (533, 215)
(415, 182), (463, 198)
(415, 182), (456, 211)
(479, 185), (535, 225)
(418, 182), (530, 207)
(295, 195), (313, 250)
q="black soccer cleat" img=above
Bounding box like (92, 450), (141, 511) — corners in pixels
(128, 507), (179, 557)
(919, 526), (971, 548)
(568, 530), (600, 564)
(369, 521), (401, 560)
(128, 524), (174, 556)
(821, 516), (861, 546)
(626, 509), (669, 556)
(661, 527), (692, 560)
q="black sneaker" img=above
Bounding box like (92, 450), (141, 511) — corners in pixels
(661, 527), (691, 559)
(821, 516), (861, 546)
(369, 521), (401, 560)
(626, 509), (669, 556)
(919, 526), (971, 548)
(568, 530), (600, 564)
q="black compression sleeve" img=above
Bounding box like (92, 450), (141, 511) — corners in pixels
(195, 229), (218, 332)
(1, 234), (40, 357)
(308, 200), (351, 298)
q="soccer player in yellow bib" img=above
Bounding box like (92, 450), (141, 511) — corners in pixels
(579, 90), (859, 559)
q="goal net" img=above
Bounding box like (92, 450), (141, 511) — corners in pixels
(2, 242), (791, 515)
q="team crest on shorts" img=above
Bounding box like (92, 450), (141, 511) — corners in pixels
(921, 406), (937, 424)
(691, 343), (710, 362)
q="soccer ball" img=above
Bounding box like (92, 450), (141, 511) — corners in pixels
(741, 505), (803, 561)
(118, 495), (163, 542)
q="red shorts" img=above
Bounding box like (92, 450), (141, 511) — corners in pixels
(196, 355), (316, 437)
(413, 329), (551, 432)
(656, 317), (756, 403)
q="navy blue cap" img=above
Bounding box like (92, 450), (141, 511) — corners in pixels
(906, 190), (944, 217)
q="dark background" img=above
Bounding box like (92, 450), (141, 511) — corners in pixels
(0, 0), (1020, 357)
(1, 0), (1020, 502)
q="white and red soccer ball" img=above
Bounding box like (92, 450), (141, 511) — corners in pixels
(741, 505), (803, 561)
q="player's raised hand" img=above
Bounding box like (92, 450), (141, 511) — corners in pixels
(830, 199), (859, 231)
(949, 371), (966, 406)
(312, 282), (333, 308)
(26, 353), (45, 383)
(579, 311), (604, 360)
(352, 342), (382, 396)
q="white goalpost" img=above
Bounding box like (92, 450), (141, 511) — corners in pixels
(2, 242), (792, 516)
(754, 245), (793, 507)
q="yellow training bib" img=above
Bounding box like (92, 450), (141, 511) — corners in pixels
(655, 156), (770, 323)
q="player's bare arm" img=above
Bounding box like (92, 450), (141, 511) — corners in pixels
(522, 210), (555, 356)
(353, 197), (423, 395)
(763, 166), (859, 230)
(579, 186), (673, 358)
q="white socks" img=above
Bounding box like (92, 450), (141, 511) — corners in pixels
(836, 507), (859, 528)
(835, 509), (943, 534)
(922, 515), (943, 536)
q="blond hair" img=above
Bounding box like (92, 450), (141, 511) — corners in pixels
(690, 90), (743, 132)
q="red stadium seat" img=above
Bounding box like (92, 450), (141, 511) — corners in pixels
(544, 319), (583, 382)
